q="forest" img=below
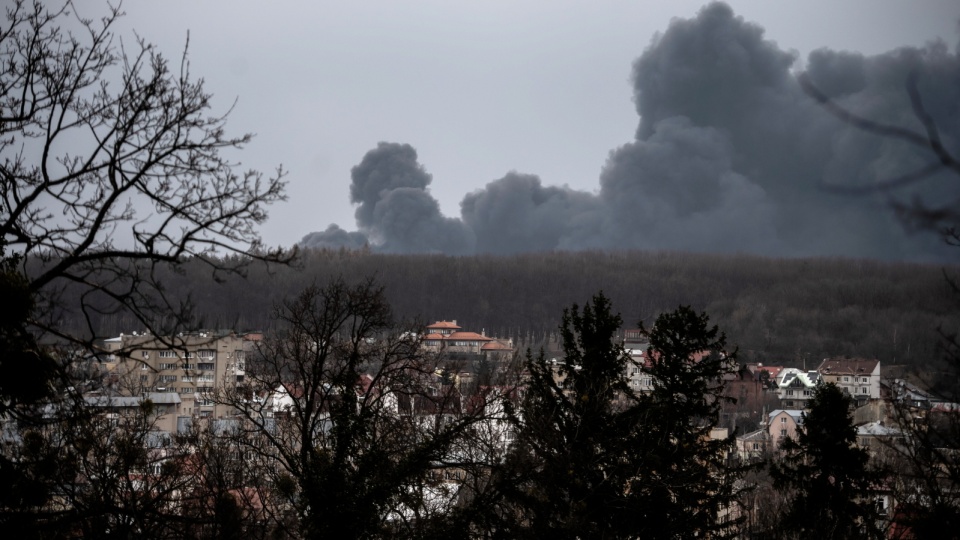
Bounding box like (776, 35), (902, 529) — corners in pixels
(50, 248), (960, 371)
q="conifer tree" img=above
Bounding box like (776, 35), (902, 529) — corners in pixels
(771, 382), (881, 539)
(502, 298), (744, 538)
(632, 305), (744, 538)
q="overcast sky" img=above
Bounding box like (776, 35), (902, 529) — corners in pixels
(116, 1), (960, 260)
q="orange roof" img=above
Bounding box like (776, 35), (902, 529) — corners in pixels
(427, 321), (461, 330)
(481, 340), (512, 351)
(446, 331), (492, 341)
(423, 333), (445, 340)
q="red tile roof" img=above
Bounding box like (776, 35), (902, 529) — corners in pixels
(817, 357), (879, 375)
(427, 321), (461, 330)
(446, 331), (492, 341)
(481, 340), (512, 351)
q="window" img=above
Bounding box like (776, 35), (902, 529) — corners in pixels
(198, 362), (214, 371)
(140, 375), (149, 383)
(844, 377), (849, 382)
(141, 351), (150, 359)
(752, 443), (759, 450)
(803, 390), (811, 396)
(786, 390), (794, 396)
(181, 376), (193, 382)
(780, 417), (787, 424)
(158, 375), (177, 383)
(159, 350), (177, 359)
(780, 429), (787, 437)
(861, 387), (868, 394)
(179, 387), (193, 394)
(198, 349), (215, 358)
(159, 363), (178, 371)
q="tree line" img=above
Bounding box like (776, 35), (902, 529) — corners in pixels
(46, 248), (959, 370)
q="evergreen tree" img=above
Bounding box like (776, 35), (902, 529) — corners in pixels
(771, 382), (881, 539)
(501, 297), (744, 538)
(630, 305), (745, 538)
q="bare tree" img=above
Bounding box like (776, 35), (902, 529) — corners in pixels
(215, 278), (505, 539)
(0, 0), (290, 349)
(0, 1), (291, 535)
(801, 70), (960, 537)
(799, 71), (960, 240)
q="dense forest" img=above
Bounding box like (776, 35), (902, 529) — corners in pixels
(48, 248), (959, 370)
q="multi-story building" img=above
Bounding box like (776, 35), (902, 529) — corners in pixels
(776, 368), (820, 409)
(768, 409), (804, 452)
(101, 330), (256, 422)
(421, 320), (513, 356)
(817, 357), (881, 405)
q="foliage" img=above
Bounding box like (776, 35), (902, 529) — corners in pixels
(60, 249), (958, 370)
(501, 296), (743, 538)
(0, 1), (287, 535)
(770, 383), (881, 539)
(632, 305), (745, 538)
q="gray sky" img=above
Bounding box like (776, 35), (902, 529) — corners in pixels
(117, 1), (960, 258)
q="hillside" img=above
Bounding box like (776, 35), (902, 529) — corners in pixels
(50, 248), (958, 371)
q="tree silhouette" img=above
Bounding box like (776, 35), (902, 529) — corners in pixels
(501, 296), (744, 538)
(771, 382), (881, 539)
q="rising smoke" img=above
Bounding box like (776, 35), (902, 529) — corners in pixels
(300, 2), (960, 262)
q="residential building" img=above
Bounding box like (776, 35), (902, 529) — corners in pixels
(421, 320), (513, 356)
(776, 368), (820, 409)
(768, 409), (804, 452)
(817, 357), (881, 404)
(101, 330), (257, 423)
(736, 428), (770, 462)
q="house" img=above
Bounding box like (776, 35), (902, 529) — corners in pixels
(768, 409), (804, 452)
(100, 330), (257, 425)
(817, 357), (881, 404)
(776, 368), (820, 409)
(421, 320), (513, 357)
(736, 428), (770, 462)
(856, 421), (904, 459)
(744, 363), (783, 389)
(624, 347), (715, 395)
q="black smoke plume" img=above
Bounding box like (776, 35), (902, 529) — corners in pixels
(301, 2), (960, 262)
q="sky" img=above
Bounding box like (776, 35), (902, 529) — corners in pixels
(115, 1), (960, 261)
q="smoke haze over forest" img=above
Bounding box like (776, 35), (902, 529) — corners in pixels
(300, 3), (960, 262)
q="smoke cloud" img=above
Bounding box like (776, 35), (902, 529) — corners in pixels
(301, 2), (960, 262)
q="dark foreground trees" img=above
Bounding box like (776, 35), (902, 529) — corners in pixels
(499, 295), (743, 539)
(216, 278), (504, 539)
(802, 66), (960, 539)
(770, 382), (882, 540)
(0, 0), (288, 535)
(0, 0), (289, 350)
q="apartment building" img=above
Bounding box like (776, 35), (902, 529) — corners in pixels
(817, 357), (881, 405)
(101, 330), (255, 420)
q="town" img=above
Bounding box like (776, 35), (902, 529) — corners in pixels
(30, 299), (942, 538)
